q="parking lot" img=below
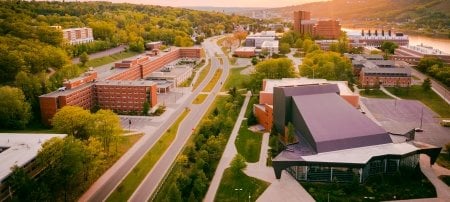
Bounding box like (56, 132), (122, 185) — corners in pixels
(362, 98), (450, 147)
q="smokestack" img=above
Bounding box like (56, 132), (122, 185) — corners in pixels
(361, 29), (364, 36)
(375, 30), (378, 36)
(388, 29), (392, 36)
(382, 29), (385, 36)
(368, 29), (371, 36)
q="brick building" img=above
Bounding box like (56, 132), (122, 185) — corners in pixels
(39, 48), (202, 125)
(292, 11), (341, 39)
(254, 78), (360, 131)
(62, 27), (94, 45)
(234, 47), (256, 58)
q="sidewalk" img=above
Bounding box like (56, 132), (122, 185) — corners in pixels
(419, 154), (450, 199)
(203, 91), (252, 202)
(380, 86), (403, 100)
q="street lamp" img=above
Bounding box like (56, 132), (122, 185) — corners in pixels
(234, 188), (243, 202)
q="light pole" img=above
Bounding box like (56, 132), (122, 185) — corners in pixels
(234, 188), (243, 202)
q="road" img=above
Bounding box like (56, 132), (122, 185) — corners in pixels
(404, 64), (450, 104)
(72, 45), (128, 64)
(79, 37), (226, 202)
(129, 36), (230, 201)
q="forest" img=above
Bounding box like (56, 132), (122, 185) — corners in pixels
(0, 1), (256, 129)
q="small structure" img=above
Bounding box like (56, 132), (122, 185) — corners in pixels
(145, 41), (163, 51)
(0, 133), (66, 201)
(261, 40), (279, 55)
(234, 47), (256, 58)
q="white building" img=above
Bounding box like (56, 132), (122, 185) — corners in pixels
(261, 40), (279, 55)
(62, 27), (94, 45)
(245, 31), (277, 48)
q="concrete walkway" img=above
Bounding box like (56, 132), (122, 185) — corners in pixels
(419, 154), (450, 199)
(380, 86), (403, 100)
(203, 91), (252, 202)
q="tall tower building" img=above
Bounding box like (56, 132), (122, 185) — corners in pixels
(293, 11), (311, 33)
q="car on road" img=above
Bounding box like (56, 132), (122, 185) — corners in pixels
(440, 120), (450, 127)
(414, 128), (424, 132)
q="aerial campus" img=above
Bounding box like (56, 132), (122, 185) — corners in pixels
(0, 1), (450, 202)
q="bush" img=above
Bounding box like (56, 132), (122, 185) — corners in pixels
(230, 154), (247, 173)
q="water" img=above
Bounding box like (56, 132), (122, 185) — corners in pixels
(342, 28), (450, 54)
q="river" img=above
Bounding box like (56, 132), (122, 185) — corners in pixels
(342, 28), (450, 54)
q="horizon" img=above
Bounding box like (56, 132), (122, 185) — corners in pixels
(77, 0), (326, 8)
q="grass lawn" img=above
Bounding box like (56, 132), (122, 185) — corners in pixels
(193, 61), (211, 90)
(106, 109), (190, 202)
(215, 168), (270, 202)
(385, 85), (450, 117)
(439, 175), (450, 186)
(85, 51), (140, 68)
(235, 121), (263, 163)
(193, 94), (208, 104)
(302, 168), (436, 202)
(436, 153), (450, 170)
(202, 68), (223, 92)
(359, 89), (393, 99)
(222, 67), (250, 91)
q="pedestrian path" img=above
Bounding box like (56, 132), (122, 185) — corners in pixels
(419, 154), (450, 199)
(203, 91), (252, 202)
(380, 86), (403, 100)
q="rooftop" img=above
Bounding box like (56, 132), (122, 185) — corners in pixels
(362, 67), (411, 75)
(62, 27), (91, 31)
(263, 78), (354, 95)
(95, 80), (155, 87)
(147, 66), (192, 78)
(261, 40), (279, 48)
(0, 133), (66, 183)
(292, 93), (392, 153)
(235, 47), (256, 52)
(402, 44), (449, 55)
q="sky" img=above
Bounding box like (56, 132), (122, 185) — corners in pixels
(103, 0), (325, 8)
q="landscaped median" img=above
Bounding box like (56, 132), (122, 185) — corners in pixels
(202, 68), (223, 92)
(106, 109), (190, 202)
(193, 60), (211, 90)
(193, 94), (208, 104)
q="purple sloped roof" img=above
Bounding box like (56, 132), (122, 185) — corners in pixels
(281, 84), (340, 97)
(292, 93), (392, 153)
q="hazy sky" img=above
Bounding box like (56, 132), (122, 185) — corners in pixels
(102, 0), (325, 8)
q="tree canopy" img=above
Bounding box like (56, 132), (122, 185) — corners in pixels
(300, 50), (354, 83)
(0, 86), (31, 129)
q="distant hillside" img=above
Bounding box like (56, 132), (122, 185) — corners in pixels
(184, 6), (266, 14)
(254, 0), (450, 36)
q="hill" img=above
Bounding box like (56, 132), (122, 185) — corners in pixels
(244, 0), (450, 36)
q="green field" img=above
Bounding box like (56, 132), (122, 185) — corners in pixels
(221, 67), (250, 91)
(85, 51), (140, 68)
(106, 110), (189, 202)
(235, 121), (263, 163)
(385, 86), (450, 117)
(215, 168), (270, 202)
(437, 153), (450, 170)
(359, 89), (393, 99)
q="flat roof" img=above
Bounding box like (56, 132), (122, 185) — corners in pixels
(261, 40), (279, 48)
(235, 47), (256, 52)
(263, 78), (354, 95)
(362, 67), (411, 75)
(293, 93), (392, 152)
(147, 67), (192, 78)
(402, 45), (449, 55)
(0, 133), (66, 183)
(274, 142), (418, 164)
(40, 82), (93, 98)
(95, 80), (155, 87)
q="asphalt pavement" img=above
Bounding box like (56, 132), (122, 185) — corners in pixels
(72, 45), (128, 64)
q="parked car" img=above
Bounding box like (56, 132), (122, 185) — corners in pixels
(440, 120), (450, 127)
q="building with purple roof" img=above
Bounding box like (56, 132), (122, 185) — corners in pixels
(271, 85), (441, 182)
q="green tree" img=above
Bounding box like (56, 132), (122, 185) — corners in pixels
(0, 86), (31, 129)
(251, 57), (259, 65)
(417, 56), (444, 73)
(381, 41), (398, 54)
(80, 52), (89, 66)
(299, 50), (354, 83)
(279, 42), (291, 54)
(230, 154), (247, 173)
(166, 182), (183, 202)
(287, 122), (296, 144)
(143, 101), (150, 115)
(174, 36), (194, 47)
(422, 77), (432, 91)
(89, 109), (122, 153)
(52, 106), (91, 139)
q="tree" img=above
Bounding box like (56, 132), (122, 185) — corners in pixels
(0, 86), (31, 129)
(233, 31), (248, 47)
(417, 56), (444, 73)
(279, 42), (291, 54)
(52, 106), (91, 139)
(230, 154), (247, 173)
(422, 77), (432, 91)
(79, 52), (89, 66)
(251, 57), (259, 65)
(299, 50), (354, 83)
(222, 36), (236, 52)
(174, 36), (194, 47)
(89, 109), (122, 153)
(143, 101), (150, 115)
(287, 122), (296, 144)
(166, 183), (183, 202)
(381, 41), (398, 54)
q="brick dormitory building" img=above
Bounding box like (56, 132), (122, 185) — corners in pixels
(39, 47), (202, 125)
(293, 11), (341, 39)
